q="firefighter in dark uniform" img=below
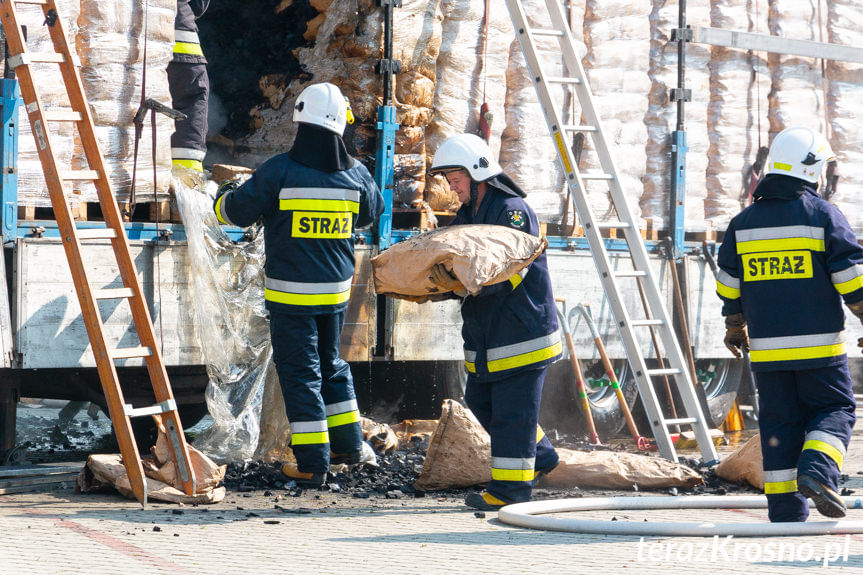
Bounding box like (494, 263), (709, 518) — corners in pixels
(717, 126), (863, 521)
(214, 83), (384, 487)
(169, 0), (210, 179)
(428, 134), (561, 511)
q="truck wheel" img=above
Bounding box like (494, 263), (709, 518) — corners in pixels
(694, 358), (743, 426)
(580, 357), (639, 438)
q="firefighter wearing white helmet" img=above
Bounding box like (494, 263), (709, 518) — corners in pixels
(426, 133), (561, 511)
(766, 126), (835, 183)
(716, 125), (863, 523)
(293, 82), (355, 136)
(214, 82), (382, 487)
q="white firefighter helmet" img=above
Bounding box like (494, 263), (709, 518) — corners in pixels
(293, 82), (354, 136)
(767, 126), (835, 184)
(430, 133), (503, 182)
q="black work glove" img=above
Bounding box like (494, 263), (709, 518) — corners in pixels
(848, 299), (863, 324)
(215, 180), (236, 201)
(724, 312), (749, 359)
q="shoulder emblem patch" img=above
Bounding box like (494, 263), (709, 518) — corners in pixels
(507, 209), (526, 229)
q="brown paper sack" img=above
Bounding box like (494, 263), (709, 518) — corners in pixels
(715, 433), (763, 491)
(414, 400), (491, 490)
(78, 454), (226, 505)
(538, 448), (704, 490)
(371, 224), (548, 299)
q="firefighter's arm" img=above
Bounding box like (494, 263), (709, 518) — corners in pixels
(715, 222), (743, 317)
(467, 202), (537, 299)
(355, 169), (384, 229)
(213, 162), (278, 227)
(190, 0), (210, 18)
(824, 206), (863, 313)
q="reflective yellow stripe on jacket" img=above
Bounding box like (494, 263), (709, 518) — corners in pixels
(748, 332), (845, 364)
(173, 30), (204, 56)
(832, 264), (863, 295)
(279, 187), (361, 214)
(265, 277), (352, 307)
(735, 225), (825, 255)
(716, 269), (740, 300)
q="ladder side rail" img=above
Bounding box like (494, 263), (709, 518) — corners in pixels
(0, 1), (150, 502)
(505, 0), (679, 460)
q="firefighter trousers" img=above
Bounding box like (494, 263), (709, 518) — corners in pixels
(464, 366), (559, 503)
(756, 363), (856, 522)
(270, 310), (363, 473)
(167, 61), (209, 171)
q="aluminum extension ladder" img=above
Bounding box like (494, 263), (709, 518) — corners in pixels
(504, 0), (719, 464)
(0, 0), (197, 505)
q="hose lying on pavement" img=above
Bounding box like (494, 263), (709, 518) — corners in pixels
(498, 495), (863, 537)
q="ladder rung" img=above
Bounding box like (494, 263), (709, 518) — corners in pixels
(547, 76), (582, 85)
(614, 270), (647, 277)
(8, 52), (81, 68)
(647, 368), (682, 377)
(666, 418), (697, 426)
(43, 110), (83, 122)
(562, 124), (598, 132)
(532, 28), (565, 37)
(76, 228), (117, 240)
(93, 288), (135, 300)
(15, 0), (48, 4)
(110, 346), (151, 360)
(581, 172), (615, 181)
(596, 221), (631, 229)
(123, 399), (178, 419)
(630, 319), (664, 327)
(60, 170), (99, 181)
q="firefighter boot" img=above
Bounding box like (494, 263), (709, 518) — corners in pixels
(798, 474), (846, 518)
(282, 462), (325, 488)
(465, 491), (509, 511)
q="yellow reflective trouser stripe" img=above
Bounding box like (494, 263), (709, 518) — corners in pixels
(265, 288), (351, 306)
(536, 426), (545, 443)
(749, 343), (846, 363)
(173, 159), (203, 171)
(280, 199), (360, 213)
(803, 439), (844, 468)
(834, 275), (863, 295)
(716, 281), (740, 299)
(736, 237), (825, 254)
(465, 361), (476, 373)
(764, 480), (798, 494)
(173, 41), (204, 56)
(214, 194), (230, 225)
(292, 431), (330, 445)
(487, 341), (563, 373)
(327, 410), (360, 428)
(491, 468), (536, 482)
(509, 273), (523, 289)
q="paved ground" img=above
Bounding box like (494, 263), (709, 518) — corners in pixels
(3, 406), (863, 574)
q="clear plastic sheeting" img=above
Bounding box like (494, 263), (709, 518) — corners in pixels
(173, 179), (272, 462)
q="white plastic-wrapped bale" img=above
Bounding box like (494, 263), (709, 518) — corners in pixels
(643, 0), (711, 232)
(580, 0), (651, 227)
(704, 1), (770, 229)
(16, 1), (79, 208)
(498, 0), (581, 224)
(73, 0), (175, 203)
(826, 0), (863, 232)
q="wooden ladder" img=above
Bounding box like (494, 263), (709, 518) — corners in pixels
(0, 0), (197, 505)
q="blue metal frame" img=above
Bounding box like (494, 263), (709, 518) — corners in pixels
(0, 78), (20, 245)
(374, 105), (398, 250)
(670, 129), (687, 260)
